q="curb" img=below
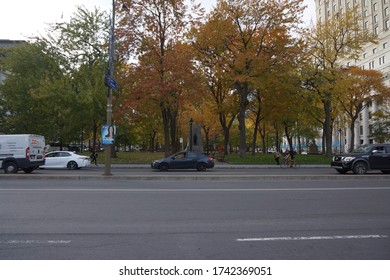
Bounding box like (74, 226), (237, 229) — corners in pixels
(1, 173), (389, 181)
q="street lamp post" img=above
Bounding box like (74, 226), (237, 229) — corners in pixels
(104, 0), (116, 176)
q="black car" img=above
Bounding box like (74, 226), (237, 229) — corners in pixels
(331, 144), (390, 174)
(151, 151), (215, 171)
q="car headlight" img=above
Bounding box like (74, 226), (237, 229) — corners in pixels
(342, 156), (355, 162)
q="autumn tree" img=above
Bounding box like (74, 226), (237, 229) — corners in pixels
(334, 66), (390, 151)
(116, 0), (204, 156)
(304, 7), (377, 156)
(248, 26), (305, 155)
(190, 13), (239, 155)
(204, 0), (304, 157)
(115, 62), (164, 152)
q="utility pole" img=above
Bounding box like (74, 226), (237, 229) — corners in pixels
(104, 0), (116, 176)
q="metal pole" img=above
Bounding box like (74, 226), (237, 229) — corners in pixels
(104, 0), (115, 176)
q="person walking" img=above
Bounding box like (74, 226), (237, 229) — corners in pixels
(90, 150), (98, 166)
(274, 151), (280, 165)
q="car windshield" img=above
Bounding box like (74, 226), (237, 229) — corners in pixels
(352, 145), (372, 153)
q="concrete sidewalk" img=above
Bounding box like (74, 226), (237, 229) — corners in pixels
(92, 162), (330, 169)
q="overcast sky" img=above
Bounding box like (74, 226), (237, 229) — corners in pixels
(0, 0), (315, 40)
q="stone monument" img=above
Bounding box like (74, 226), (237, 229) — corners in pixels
(187, 123), (203, 153)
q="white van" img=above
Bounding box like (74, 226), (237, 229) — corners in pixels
(0, 134), (46, 173)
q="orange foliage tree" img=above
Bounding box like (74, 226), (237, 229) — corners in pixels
(116, 0), (204, 155)
(334, 66), (390, 151)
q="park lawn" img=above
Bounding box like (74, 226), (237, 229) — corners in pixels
(92, 151), (332, 165)
(223, 153), (332, 165)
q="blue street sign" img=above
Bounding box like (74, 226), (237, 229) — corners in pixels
(105, 75), (119, 91)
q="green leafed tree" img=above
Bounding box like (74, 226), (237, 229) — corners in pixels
(39, 6), (110, 148)
(0, 41), (63, 135)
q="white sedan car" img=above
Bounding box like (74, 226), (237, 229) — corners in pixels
(42, 151), (91, 170)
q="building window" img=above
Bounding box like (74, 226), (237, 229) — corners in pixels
(386, 20), (390, 30)
(373, 3), (377, 12)
(360, 126), (364, 135)
(379, 55), (386, 65)
(369, 61), (375, 69)
(385, 7), (389, 16)
(384, 42), (388, 49)
(374, 14), (378, 23)
(373, 48), (377, 54)
(374, 26), (379, 35)
(363, 53), (367, 58)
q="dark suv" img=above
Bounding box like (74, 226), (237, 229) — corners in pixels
(331, 144), (390, 174)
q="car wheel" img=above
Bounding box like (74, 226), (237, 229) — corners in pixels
(159, 163), (169, 171)
(67, 161), (78, 170)
(336, 169), (347, 174)
(197, 162), (207, 171)
(352, 162), (368, 174)
(4, 162), (18, 174)
(23, 168), (34, 173)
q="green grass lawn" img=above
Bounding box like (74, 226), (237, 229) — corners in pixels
(91, 151), (332, 165)
(224, 153), (332, 165)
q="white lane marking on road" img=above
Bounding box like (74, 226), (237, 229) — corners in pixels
(237, 234), (389, 242)
(1, 187), (390, 192)
(0, 240), (71, 244)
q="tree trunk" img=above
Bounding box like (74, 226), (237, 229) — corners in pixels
(323, 98), (333, 156)
(251, 106), (262, 156)
(161, 107), (171, 156)
(259, 124), (266, 154)
(274, 124), (281, 152)
(203, 126), (210, 155)
(237, 82), (249, 157)
(170, 109), (178, 154)
(219, 113), (236, 156)
(284, 124), (294, 151)
(349, 116), (359, 152)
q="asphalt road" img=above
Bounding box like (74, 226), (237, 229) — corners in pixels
(1, 163), (390, 180)
(1, 175), (389, 260)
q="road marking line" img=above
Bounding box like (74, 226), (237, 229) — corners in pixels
(0, 240), (71, 244)
(237, 234), (389, 242)
(1, 187), (390, 192)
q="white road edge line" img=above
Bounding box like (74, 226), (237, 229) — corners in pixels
(237, 234), (389, 242)
(0, 240), (71, 244)
(1, 187), (390, 192)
